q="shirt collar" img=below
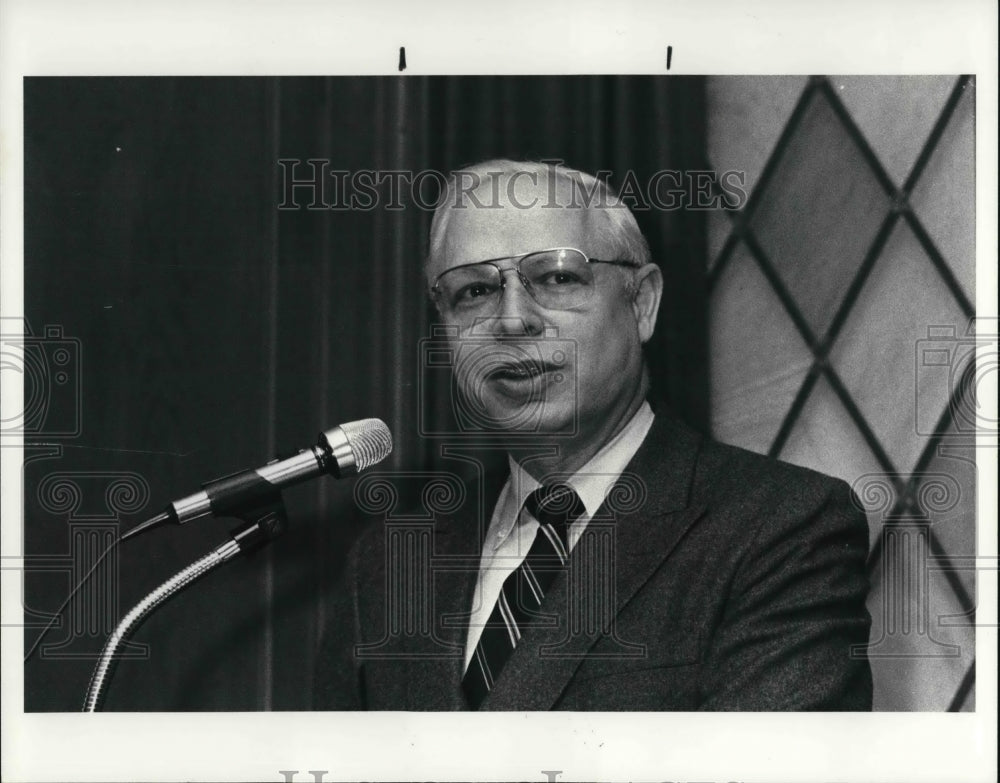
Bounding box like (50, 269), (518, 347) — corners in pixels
(504, 400), (655, 530)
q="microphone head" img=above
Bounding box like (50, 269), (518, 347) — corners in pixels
(320, 418), (393, 477)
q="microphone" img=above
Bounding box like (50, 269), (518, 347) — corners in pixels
(168, 418), (393, 525)
(121, 418), (392, 541)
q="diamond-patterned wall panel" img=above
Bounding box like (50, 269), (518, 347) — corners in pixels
(909, 80), (976, 303)
(865, 518), (975, 711)
(707, 76), (808, 200)
(707, 76), (976, 711)
(707, 206), (732, 270)
(777, 377), (884, 500)
(921, 430), (977, 607)
(833, 75), (956, 186)
(749, 89), (890, 338)
(829, 220), (968, 475)
(777, 387), (888, 556)
(954, 675), (975, 711)
(709, 241), (814, 450)
(706, 76), (808, 265)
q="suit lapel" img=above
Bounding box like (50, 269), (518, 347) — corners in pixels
(480, 415), (706, 710)
(399, 465), (507, 710)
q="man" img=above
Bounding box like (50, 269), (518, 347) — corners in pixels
(314, 159), (872, 710)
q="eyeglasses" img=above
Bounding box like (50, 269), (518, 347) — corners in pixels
(429, 247), (637, 318)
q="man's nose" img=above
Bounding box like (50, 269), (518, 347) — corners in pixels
(492, 268), (544, 336)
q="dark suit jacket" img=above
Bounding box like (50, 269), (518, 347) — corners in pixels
(314, 413), (873, 710)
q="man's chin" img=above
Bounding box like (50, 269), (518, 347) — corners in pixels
(456, 387), (575, 437)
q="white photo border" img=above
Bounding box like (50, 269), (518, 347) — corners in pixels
(2, 1), (996, 781)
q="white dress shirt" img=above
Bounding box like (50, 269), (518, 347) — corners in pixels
(463, 401), (655, 671)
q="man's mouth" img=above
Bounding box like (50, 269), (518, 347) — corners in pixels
(487, 361), (546, 381)
(486, 360), (552, 383)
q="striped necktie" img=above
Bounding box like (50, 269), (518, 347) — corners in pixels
(462, 483), (586, 709)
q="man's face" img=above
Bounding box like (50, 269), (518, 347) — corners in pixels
(427, 174), (660, 451)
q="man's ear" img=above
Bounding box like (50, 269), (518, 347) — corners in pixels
(631, 263), (663, 344)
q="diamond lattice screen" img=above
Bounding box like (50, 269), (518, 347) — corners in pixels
(707, 76), (977, 711)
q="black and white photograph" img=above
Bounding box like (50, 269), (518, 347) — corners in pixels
(1, 2), (996, 782)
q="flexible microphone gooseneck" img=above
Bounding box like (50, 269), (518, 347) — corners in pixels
(82, 418), (393, 711)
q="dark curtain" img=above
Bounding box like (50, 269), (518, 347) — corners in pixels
(22, 76), (706, 710)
